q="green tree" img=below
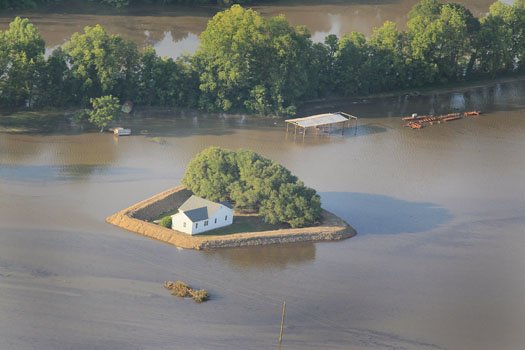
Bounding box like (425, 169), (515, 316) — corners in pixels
(195, 5), (312, 115)
(477, 4), (514, 76)
(333, 32), (368, 95)
(63, 24), (139, 105)
(182, 147), (322, 227)
(306, 35), (339, 97)
(0, 17), (45, 108)
(89, 95), (120, 132)
(159, 215), (172, 228)
(260, 181), (321, 228)
(228, 149), (273, 210)
(481, 0), (525, 73)
(367, 21), (408, 91)
(407, 1), (479, 83)
(137, 46), (199, 107)
(510, 0), (525, 71)
(35, 48), (74, 107)
(181, 147), (238, 201)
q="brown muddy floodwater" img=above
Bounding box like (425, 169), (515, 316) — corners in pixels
(1, 79), (525, 350)
(0, 0), (509, 58)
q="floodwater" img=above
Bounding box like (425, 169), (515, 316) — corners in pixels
(0, 0), (504, 58)
(1, 77), (525, 349)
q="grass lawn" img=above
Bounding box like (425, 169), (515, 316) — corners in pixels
(198, 215), (285, 236)
(154, 211), (285, 236)
(0, 110), (69, 133)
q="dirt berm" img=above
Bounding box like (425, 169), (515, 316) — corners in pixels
(105, 185), (356, 250)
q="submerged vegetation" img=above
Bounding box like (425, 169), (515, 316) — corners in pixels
(182, 147), (322, 228)
(1, 0), (525, 115)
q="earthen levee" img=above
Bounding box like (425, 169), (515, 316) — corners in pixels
(106, 186), (356, 250)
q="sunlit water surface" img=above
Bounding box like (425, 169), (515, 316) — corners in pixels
(1, 79), (525, 350)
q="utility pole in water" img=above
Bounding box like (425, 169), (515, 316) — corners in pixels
(279, 301), (286, 345)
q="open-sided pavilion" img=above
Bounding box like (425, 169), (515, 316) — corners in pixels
(285, 112), (358, 140)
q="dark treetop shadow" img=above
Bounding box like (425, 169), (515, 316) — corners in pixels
(321, 192), (452, 236)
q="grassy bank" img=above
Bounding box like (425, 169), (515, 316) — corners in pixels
(0, 110), (70, 133)
(199, 214), (286, 236)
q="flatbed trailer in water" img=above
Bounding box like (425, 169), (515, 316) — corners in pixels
(403, 111), (481, 129)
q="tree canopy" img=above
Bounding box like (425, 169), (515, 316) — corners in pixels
(88, 95), (120, 132)
(195, 5), (312, 115)
(63, 24), (139, 105)
(182, 147), (322, 228)
(2, 1), (525, 113)
(0, 17), (44, 108)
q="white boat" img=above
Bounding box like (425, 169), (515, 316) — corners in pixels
(113, 127), (131, 136)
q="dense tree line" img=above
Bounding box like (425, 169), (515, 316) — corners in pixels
(0, 0), (269, 10)
(182, 147), (322, 228)
(1, 1), (525, 115)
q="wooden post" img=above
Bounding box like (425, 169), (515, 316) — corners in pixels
(302, 127), (306, 141)
(279, 301), (286, 344)
(286, 122), (289, 133)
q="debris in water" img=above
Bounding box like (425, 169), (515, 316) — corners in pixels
(164, 280), (209, 303)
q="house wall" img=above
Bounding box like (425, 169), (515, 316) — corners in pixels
(172, 205), (233, 235)
(171, 212), (193, 234)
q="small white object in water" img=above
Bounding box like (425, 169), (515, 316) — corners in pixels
(113, 127), (131, 136)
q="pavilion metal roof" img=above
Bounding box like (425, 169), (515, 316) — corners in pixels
(285, 112), (354, 128)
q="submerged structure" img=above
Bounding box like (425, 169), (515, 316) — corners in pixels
(285, 112), (358, 140)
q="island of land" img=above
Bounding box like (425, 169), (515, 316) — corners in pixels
(106, 185), (356, 250)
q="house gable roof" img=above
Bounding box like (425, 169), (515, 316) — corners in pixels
(178, 195), (232, 222)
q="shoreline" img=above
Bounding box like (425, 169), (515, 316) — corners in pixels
(297, 74), (525, 111)
(2, 74), (524, 134)
(105, 185), (356, 250)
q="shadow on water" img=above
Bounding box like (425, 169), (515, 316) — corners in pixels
(298, 78), (525, 118)
(204, 242), (316, 270)
(321, 192), (452, 235)
(284, 124), (388, 146)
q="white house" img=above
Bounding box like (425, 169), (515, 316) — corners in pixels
(171, 195), (233, 235)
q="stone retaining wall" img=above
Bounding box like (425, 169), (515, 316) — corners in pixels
(106, 186), (356, 250)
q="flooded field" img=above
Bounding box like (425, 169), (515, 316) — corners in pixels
(1, 79), (525, 349)
(0, 0), (504, 58)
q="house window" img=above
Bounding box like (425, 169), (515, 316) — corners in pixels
(225, 215), (228, 221)
(214, 218), (217, 224)
(183, 222), (186, 228)
(195, 223), (198, 228)
(204, 220), (208, 226)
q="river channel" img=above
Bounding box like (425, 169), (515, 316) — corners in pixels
(1, 76), (525, 349)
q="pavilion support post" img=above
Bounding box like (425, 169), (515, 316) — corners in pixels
(286, 123), (289, 133)
(303, 126), (306, 141)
